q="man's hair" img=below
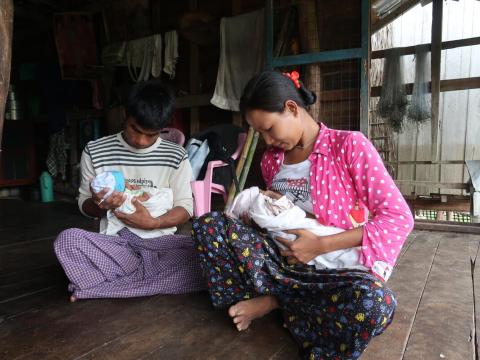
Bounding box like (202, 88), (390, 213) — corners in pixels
(126, 81), (175, 130)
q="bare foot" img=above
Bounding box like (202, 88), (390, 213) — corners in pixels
(69, 295), (77, 303)
(228, 295), (279, 331)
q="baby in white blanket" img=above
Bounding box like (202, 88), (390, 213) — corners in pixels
(226, 187), (367, 270)
(91, 171), (174, 238)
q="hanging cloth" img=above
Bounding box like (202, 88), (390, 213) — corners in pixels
(210, 9), (264, 111)
(46, 129), (68, 180)
(151, 34), (163, 78)
(126, 36), (154, 83)
(163, 30), (179, 79)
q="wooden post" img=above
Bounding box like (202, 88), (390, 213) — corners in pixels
(297, 0), (321, 121)
(360, 0), (371, 137)
(0, 0), (14, 154)
(189, 0), (200, 135)
(431, 0), (442, 161)
(231, 0), (243, 127)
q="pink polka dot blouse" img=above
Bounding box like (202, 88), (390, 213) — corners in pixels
(261, 123), (414, 281)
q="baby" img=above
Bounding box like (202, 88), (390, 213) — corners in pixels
(91, 171), (174, 238)
(226, 187), (367, 271)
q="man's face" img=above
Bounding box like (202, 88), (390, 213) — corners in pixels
(122, 117), (161, 149)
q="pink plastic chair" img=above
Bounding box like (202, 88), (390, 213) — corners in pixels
(160, 127), (185, 146)
(191, 132), (247, 217)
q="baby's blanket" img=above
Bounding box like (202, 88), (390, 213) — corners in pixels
(227, 187), (367, 270)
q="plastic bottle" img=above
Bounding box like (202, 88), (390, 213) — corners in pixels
(39, 171), (54, 202)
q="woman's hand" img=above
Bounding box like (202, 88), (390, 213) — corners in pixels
(276, 229), (332, 265)
(91, 185), (126, 210)
(114, 197), (157, 230)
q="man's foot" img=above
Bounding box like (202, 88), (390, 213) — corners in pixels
(228, 295), (279, 331)
(69, 295), (77, 303)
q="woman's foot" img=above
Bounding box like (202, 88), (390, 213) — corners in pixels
(228, 295), (279, 331)
(69, 295), (77, 303)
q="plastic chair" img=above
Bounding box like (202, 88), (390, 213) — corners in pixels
(160, 127), (185, 146)
(191, 132), (247, 217)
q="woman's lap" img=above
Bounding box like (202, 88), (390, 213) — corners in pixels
(192, 211), (396, 359)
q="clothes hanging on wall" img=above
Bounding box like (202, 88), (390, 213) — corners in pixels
(151, 34), (163, 78)
(46, 129), (68, 180)
(210, 9), (264, 111)
(163, 30), (178, 79)
(127, 36), (154, 83)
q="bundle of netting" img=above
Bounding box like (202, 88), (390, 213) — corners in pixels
(407, 46), (431, 123)
(377, 48), (408, 132)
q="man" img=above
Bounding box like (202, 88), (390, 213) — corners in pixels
(54, 81), (205, 301)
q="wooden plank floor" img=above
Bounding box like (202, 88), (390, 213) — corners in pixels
(0, 199), (479, 359)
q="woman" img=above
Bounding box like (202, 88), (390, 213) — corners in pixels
(192, 71), (414, 359)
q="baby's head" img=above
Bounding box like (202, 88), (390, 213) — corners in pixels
(125, 181), (150, 201)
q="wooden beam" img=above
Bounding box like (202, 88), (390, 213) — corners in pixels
(189, 0), (200, 135)
(360, 0), (370, 136)
(414, 221), (480, 235)
(371, 36), (480, 59)
(370, 77), (480, 97)
(0, 0), (13, 153)
(265, 0), (274, 71)
(388, 160), (465, 165)
(231, 0), (243, 128)
(372, 0), (421, 34)
(272, 48), (363, 67)
(396, 180), (469, 190)
(431, 0), (442, 161)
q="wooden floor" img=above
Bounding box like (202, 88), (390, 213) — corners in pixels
(0, 199), (479, 359)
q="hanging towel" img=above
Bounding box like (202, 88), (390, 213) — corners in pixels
(211, 9), (264, 111)
(163, 30), (179, 79)
(126, 36), (154, 83)
(151, 34), (163, 78)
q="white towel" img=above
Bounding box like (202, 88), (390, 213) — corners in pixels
(210, 9), (264, 111)
(227, 187), (368, 270)
(151, 34), (162, 78)
(103, 187), (175, 239)
(163, 30), (178, 79)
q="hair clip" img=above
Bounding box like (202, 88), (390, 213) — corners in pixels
(282, 71), (301, 89)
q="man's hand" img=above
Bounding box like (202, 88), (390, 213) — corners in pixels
(114, 197), (157, 230)
(276, 229), (332, 265)
(91, 185), (126, 210)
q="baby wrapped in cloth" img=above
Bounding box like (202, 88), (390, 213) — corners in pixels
(91, 171), (174, 238)
(227, 187), (368, 270)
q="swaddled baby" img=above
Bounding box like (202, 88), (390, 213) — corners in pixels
(91, 171), (174, 238)
(226, 187), (367, 270)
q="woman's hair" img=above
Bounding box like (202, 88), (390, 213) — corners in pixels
(126, 80), (175, 130)
(239, 71), (317, 116)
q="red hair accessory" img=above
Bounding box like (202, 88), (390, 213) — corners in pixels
(282, 71), (301, 89)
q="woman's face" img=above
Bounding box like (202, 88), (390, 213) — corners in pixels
(245, 102), (303, 151)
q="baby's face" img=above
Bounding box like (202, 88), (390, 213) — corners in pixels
(136, 192), (150, 202)
(125, 181), (150, 201)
